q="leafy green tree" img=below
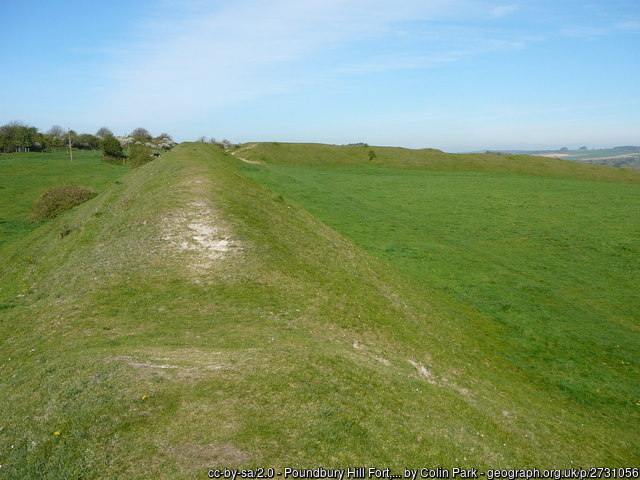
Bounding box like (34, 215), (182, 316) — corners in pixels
(0, 121), (38, 152)
(76, 133), (100, 150)
(101, 134), (124, 159)
(44, 127), (65, 148)
(34, 132), (48, 151)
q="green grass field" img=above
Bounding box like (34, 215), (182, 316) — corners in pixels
(0, 143), (638, 478)
(0, 150), (128, 248)
(241, 163), (640, 408)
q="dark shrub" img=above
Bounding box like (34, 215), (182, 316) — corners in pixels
(128, 143), (153, 167)
(101, 134), (124, 160)
(31, 185), (96, 221)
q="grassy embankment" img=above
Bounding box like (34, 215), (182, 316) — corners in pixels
(0, 143), (638, 478)
(236, 142), (640, 182)
(239, 142), (640, 451)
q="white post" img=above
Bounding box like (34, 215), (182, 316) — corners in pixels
(68, 129), (73, 162)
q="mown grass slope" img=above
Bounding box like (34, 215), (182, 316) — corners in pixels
(0, 143), (638, 479)
(238, 142), (640, 184)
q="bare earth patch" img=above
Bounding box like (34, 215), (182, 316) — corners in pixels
(109, 348), (240, 380)
(165, 443), (248, 468)
(407, 358), (474, 398)
(352, 340), (392, 366)
(408, 359), (435, 383)
(161, 179), (241, 274)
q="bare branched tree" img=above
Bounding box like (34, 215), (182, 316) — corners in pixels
(96, 127), (113, 138)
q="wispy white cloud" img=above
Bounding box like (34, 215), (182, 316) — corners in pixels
(492, 5), (517, 17)
(616, 20), (640, 32)
(94, 0), (529, 129)
(560, 25), (607, 38)
(339, 39), (525, 75)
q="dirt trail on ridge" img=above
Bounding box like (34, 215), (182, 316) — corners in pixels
(230, 144), (262, 164)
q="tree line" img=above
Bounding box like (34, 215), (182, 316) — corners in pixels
(0, 121), (176, 154)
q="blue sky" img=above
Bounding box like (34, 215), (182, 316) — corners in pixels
(1, 0), (638, 151)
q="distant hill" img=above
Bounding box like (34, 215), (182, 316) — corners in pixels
(234, 142), (640, 183)
(492, 146), (640, 170)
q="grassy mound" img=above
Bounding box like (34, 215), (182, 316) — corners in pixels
(0, 143), (637, 478)
(238, 142), (640, 183)
(30, 184), (97, 221)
